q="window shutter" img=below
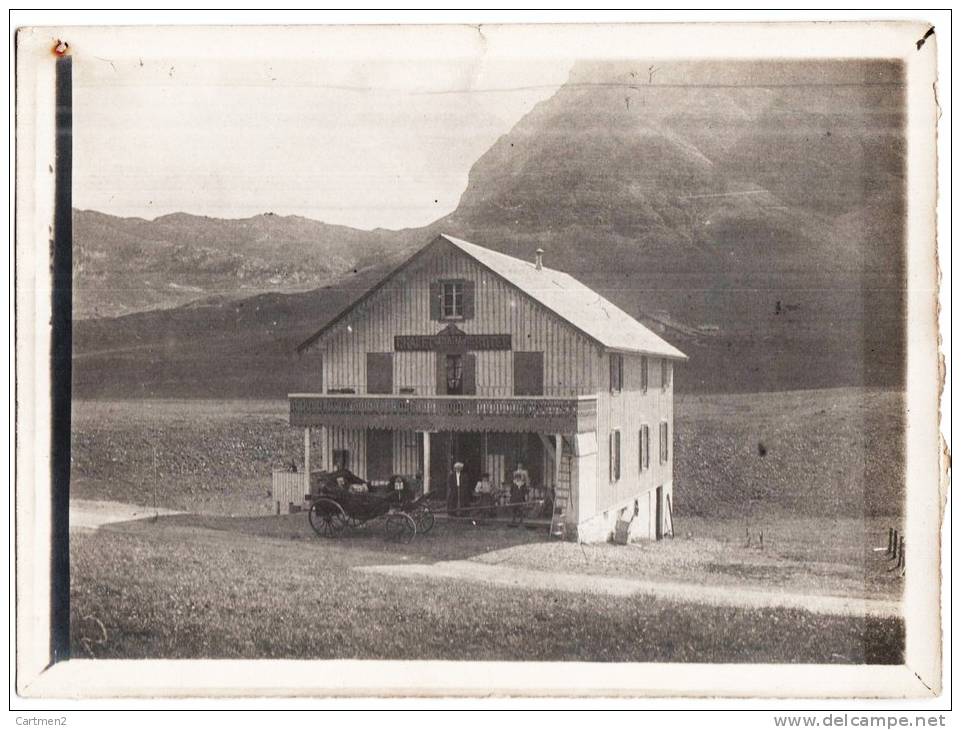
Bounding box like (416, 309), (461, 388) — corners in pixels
(614, 430), (621, 481)
(644, 426), (650, 469)
(609, 354), (623, 392)
(609, 433), (614, 482)
(462, 353), (476, 395)
(429, 281), (441, 321)
(435, 353), (447, 394)
(513, 351), (544, 396)
(462, 280), (475, 319)
(366, 353), (393, 394)
(641, 356), (648, 392)
(639, 428), (645, 472)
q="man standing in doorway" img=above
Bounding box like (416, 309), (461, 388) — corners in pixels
(447, 461), (469, 516)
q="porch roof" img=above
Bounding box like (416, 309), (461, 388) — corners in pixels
(289, 393), (597, 434)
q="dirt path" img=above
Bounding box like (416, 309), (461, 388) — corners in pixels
(357, 560), (901, 619)
(70, 499), (184, 531)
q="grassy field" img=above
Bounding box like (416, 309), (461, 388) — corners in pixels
(70, 518), (902, 662)
(71, 387), (905, 518)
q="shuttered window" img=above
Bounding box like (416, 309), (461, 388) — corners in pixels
(659, 421), (669, 464)
(639, 425), (650, 472)
(438, 353), (475, 395)
(661, 359), (672, 390)
(609, 353), (623, 393)
(641, 356), (648, 393)
(610, 429), (621, 482)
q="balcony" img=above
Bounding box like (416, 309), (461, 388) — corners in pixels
(289, 393), (598, 434)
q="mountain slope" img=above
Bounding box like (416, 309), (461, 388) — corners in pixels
(73, 209), (426, 318)
(73, 59), (906, 396)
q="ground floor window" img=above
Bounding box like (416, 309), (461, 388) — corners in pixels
(639, 425), (650, 471)
(610, 429), (621, 482)
(659, 421), (669, 464)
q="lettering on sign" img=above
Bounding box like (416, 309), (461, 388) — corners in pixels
(394, 333), (512, 352)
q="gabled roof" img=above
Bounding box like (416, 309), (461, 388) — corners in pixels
(442, 235), (686, 360)
(298, 233), (687, 360)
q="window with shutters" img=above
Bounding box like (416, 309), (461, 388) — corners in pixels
(661, 359), (672, 390)
(446, 354), (464, 395)
(639, 425), (650, 472)
(659, 421), (669, 464)
(610, 429), (621, 482)
(641, 356), (649, 393)
(431, 279), (475, 321)
(609, 353), (623, 393)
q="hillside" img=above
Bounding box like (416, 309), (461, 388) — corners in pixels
(73, 59), (906, 396)
(73, 209), (426, 318)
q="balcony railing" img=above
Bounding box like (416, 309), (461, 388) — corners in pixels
(289, 393), (597, 434)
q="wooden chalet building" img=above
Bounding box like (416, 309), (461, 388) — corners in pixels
(285, 234), (686, 542)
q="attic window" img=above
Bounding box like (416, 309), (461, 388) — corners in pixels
(609, 353), (624, 393)
(442, 281), (464, 318)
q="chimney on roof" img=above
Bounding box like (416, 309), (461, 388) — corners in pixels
(535, 248), (545, 270)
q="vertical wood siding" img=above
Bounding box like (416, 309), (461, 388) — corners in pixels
(392, 429), (422, 477)
(326, 427), (367, 479)
(310, 245), (602, 397)
(592, 354), (674, 533)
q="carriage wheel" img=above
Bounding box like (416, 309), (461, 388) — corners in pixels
(308, 498), (347, 538)
(385, 513), (416, 544)
(413, 506), (435, 535)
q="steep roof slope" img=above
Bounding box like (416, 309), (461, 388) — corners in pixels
(441, 235), (686, 359)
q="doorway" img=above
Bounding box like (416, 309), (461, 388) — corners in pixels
(428, 431), (486, 500)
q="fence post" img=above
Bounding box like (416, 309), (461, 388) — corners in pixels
(890, 529), (899, 559)
(898, 536), (905, 569)
(887, 527), (894, 555)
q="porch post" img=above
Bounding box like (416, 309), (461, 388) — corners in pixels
(422, 431), (431, 495)
(304, 427), (311, 478)
(318, 425), (328, 471)
(555, 433), (563, 485)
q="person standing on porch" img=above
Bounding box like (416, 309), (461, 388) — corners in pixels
(474, 472), (494, 516)
(512, 462), (530, 491)
(447, 461), (468, 515)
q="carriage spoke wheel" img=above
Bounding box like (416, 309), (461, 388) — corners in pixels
(385, 513), (416, 544)
(308, 498), (347, 538)
(413, 507), (434, 535)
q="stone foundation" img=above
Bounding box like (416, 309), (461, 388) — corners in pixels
(574, 482), (672, 544)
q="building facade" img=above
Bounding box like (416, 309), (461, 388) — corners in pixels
(286, 234), (686, 542)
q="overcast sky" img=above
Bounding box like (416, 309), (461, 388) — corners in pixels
(73, 55), (573, 230)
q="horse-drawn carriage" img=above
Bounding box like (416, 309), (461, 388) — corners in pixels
(306, 470), (434, 543)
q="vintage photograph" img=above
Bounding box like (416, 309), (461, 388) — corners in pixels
(14, 20), (943, 697)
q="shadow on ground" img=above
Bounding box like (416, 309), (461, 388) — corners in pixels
(109, 510), (553, 565)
